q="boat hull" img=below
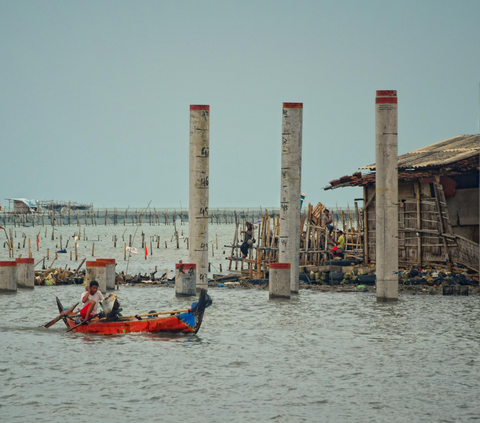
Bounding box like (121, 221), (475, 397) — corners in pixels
(66, 311), (204, 335)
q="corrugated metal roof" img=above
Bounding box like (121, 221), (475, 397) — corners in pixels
(361, 134), (480, 170)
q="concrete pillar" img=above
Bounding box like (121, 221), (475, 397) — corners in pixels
(375, 90), (399, 301)
(85, 261), (107, 293)
(269, 263), (291, 299)
(97, 259), (116, 290)
(16, 258), (34, 289)
(0, 261), (17, 292)
(279, 102), (303, 293)
(189, 105), (210, 291)
(175, 263), (196, 296)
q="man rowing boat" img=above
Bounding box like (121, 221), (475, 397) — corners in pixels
(80, 281), (104, 321)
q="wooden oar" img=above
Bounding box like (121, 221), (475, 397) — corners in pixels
(122, 309), (190, 320)
(43, 303), (79, 328)
(66, 313), (99, 333)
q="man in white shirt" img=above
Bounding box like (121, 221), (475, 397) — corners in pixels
(80, 280), (104, 321)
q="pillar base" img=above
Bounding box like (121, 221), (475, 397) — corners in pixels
(376, 297), (399, 303)
(269, 293), (291, 300)
(176, 291), (196, 297)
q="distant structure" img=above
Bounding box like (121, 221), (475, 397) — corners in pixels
(325, 134), (479, 271)
(38, 200), (93, 211)
(4, 198), (38, 213)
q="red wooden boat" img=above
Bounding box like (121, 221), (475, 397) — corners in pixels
(62, 289), (211, 335)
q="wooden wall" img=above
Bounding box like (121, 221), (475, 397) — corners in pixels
(364, 181), (478, 270)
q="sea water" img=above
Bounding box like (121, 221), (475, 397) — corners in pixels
(1, 286), (479, 422)
(1, 223), (479, 422)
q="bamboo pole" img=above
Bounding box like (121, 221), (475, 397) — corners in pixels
(363, 187), (369, 264)
(415, 182), (422, 267)
(73, 258), (86, 277)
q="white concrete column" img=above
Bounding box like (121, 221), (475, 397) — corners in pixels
(269, 263), (291, 299)
(375, 90), (399, 301)
(0, 261), (17, 292)
(189, 105), (210, 291)
(279, 102), (303, 293)
(16, 258), (34, 289)
(97, 259), (116, 290)
(175, 263), (196, 296)
(85, 261), (107, 293)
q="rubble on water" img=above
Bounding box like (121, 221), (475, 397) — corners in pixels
(34, 260), (479, 295)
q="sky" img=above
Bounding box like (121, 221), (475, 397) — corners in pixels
(1, 0), (479, 210)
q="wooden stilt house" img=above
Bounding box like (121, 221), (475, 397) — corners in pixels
(325, 134), (479, 271)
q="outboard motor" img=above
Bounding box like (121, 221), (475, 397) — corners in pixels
(99, 294), (123, 320)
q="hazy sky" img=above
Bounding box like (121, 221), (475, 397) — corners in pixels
(1, 1), (479, 209)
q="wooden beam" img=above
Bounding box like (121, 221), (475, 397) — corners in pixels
(415, 182), (422, 267)
(363, 186), (369, 264)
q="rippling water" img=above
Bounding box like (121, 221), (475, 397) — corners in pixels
(1, 286), (479, 422)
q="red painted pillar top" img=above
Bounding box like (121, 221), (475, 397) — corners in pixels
(283, 103), (303, 108)
(86, 261), (107, 267)
(175, 263), (196, 270)
(97, 259), (116, 265)
(270, 263), (291, 269)
(376, 90), (397, 103)
(190, 105), (210, 110)
(16, 258), (34, 264)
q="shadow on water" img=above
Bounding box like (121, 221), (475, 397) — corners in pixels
(65, 332), (203, 347)
(0, 291), (18, 295)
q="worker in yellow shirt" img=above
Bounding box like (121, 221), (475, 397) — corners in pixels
(330, 230), (345, 258)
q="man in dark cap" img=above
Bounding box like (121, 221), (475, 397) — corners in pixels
(240, 222), (255, 259)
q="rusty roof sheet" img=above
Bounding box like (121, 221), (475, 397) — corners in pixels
(324, 155), (479, 190)
(361, 134), (480, 170)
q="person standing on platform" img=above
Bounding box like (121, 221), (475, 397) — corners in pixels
(323, 209), (334, 234)
(240, 222), (255, 259)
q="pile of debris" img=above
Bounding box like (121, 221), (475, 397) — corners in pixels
(35, 268), (83, 286)
(398, 266), (478, 287)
